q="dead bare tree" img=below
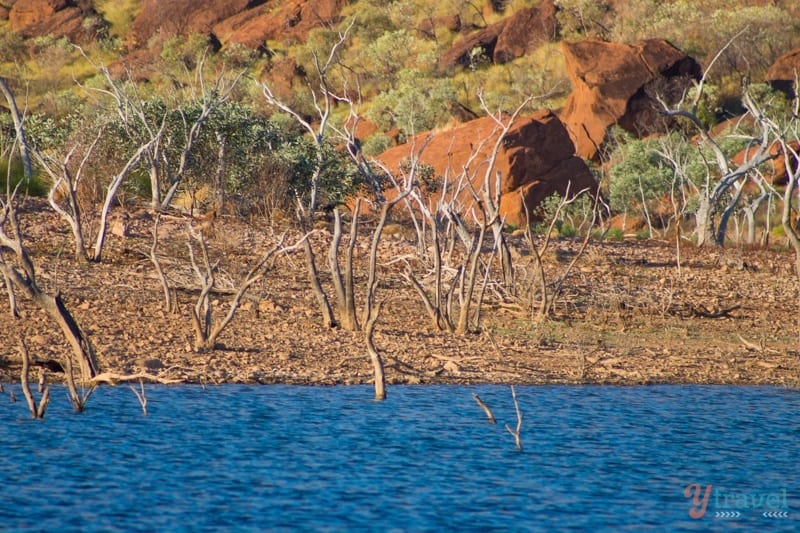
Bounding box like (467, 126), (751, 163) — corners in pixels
(381, 139), (457, 332)
(31, 125), (158, 263)
(401, 157), (473, 333)
(364, 299), (387, 400)
(0, 143), (19, 318)
(656, 31), (775, 247)
(758, 74), (800, 306)
(473, 394), (497, 424)
(515, 185), (597, 321)
(130, 379), (148, 416)
(262, 20), (354, 329)
(0, 77), (32, 179)
(19, 337), (49, 419)
(262, 20), (412, 332)
(476, 92), (534, 287)
(0, 102), (99, 386)
(505, 385), (523, 451)
(149, 214), (175, 312)
(328, 201), (360, 331)
(399, 98), (534, 334)
(186, 226), (298, 351)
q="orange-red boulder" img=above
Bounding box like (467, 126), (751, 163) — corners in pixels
(439, 25), (504, 70)
(9, 0), (100, 42)
(560, 39), (701, 160)
(731, 140), (800, 187)
(125, 0), (346, 51)
(417, 14), (462, 39)
(126, 0), (252, 48)
(439, 2), (557, 70)
(494, 2), (557, 63)
(127, 0), (347, 48)
(215, 0), (346, 49)
(9, 0), (68, 30)
(378, 110), (596, 227)
(766, 49), (800, 99)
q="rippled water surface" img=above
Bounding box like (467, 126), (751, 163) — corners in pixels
(1, 385), (798, 531)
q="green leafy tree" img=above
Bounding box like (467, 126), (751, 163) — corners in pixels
(609, 135), (676, 231)
(367, 68), (456, 137)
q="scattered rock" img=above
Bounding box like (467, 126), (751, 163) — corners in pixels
(494, 2), (557, 64)
(137, 358), (164, 371)
(215, 0), (346, 49)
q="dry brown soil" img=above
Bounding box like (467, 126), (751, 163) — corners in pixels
(2, 199), (800, 388)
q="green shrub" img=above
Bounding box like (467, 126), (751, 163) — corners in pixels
(559, 224), (578, 238)
(533, 191), (596, 236)
(0, 157), (49, 197)
(361, 133), (393, 157)
(95, 0), (140, 39)
(605, 228), (624, 241)
(366, 68), (456, 136)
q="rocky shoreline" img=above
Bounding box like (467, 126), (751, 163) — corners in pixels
(2, 205), (799, 390)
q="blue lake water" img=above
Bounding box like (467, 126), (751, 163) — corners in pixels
(0, 384), (798, 531)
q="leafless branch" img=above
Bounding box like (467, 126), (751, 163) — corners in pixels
(472, 394), (496, 424)
(505, 385), (523, 450)
(130, 379), (148, 416)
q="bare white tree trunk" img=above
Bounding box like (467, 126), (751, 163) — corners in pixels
(0, 77), (32, 179)
(365, 300), (386, 401)
(92, 139), (156, 262)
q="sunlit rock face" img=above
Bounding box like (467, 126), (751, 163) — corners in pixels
(560, 38), (702, 160)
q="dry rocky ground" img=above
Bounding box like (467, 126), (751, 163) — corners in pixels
(2, 198), (800, 389)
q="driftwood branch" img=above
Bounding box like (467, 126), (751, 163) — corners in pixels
(91, 372), (183, 385)
(472, 394), (496, 424)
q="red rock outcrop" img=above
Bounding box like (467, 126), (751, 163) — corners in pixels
(439, 25), (504, 70)
(766, 49), (800, 99)
(378, 110), (596, 227)
(214, 0), (346, 49)
(494, 1), (557, 64)
(417, 14), (462, 39)
(126, 0), (252, 48)
(560, 38), (701, 160)
(126, 0), (346, 51)
(439, 1), (557, 70)
(9, 0), (100, 42)
(9, 0), (67, 30)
